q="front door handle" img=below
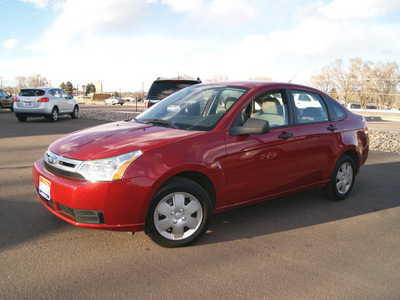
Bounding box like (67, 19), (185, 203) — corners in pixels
(327, 125), (338, 131)
(278, 132), (293, 139)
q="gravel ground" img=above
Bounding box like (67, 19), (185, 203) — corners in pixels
(369, 130), (400, 154)
(79, 109), (400, 155)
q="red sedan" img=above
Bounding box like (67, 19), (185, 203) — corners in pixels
(32, 82), (369, 247)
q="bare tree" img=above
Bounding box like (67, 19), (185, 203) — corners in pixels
(15, 74), (49, 89)
(330, 59), (360, 106)
(205, 74), (229, 82)
(248, 76), (273, 81)
(370, 62), (400, 109)
(311, 58), (400, 109)
(310, 65), (335, 94)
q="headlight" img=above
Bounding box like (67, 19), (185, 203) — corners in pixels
(76, 150), (143, 182)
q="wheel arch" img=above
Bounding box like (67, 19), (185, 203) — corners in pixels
(341, 149), (360, 172)
(160, 171), (216, 210)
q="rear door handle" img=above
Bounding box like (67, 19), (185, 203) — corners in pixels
(278, 132), (293, 139)
(327, 125), (338, 131)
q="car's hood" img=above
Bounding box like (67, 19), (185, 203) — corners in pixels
(49, 121), (204, 161)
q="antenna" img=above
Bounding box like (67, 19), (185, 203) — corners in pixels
(289, 73), (297, 83)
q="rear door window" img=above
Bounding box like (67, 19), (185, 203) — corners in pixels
(292, 90), (329, 124)
(59, 89), (69, 99)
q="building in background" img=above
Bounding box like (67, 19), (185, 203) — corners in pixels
(95, 81), (103, 93)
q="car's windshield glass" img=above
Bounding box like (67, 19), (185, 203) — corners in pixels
(146, 81), (199, 100)
(19, 89), (45, 97)
(136, 85), (249, 131)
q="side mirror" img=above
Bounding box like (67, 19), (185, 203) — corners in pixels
(229, 118), (270, 136)
(68, 95), (73, 99)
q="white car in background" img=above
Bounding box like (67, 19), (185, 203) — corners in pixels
(13, 87), (79, 122)
(104, 97), (125, 105)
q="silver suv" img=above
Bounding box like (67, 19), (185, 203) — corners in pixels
(14, 87), (79, 122)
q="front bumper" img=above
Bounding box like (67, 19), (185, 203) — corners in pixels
(32, 158), (154, 232)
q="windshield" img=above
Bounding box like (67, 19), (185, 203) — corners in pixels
(146, 81), (199, 100)
(136, 85), (249, 131)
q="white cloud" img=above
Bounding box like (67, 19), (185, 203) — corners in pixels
(315, 0), (400, 20)
(161, 0), (204, 13)
(20, 0), (49, 9)
(205, 0), (400, 83)
(161, 0), (260, 29)
(6, 0), (400, 91)
(3, 39), (18, 49)
(29, 0), (148, 52)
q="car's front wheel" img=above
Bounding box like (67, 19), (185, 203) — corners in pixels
(70, 105), (79, 119)
(145, 177), (212, 247)
(325, 154), (356, 201)
(49, 107), (59, 122)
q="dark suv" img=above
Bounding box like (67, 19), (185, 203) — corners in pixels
(144, 77), (201, 109)
(0, 89), (14, 112)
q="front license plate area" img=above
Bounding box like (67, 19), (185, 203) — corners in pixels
(39, 176), (51, 201)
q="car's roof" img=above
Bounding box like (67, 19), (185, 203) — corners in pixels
(21, 87), (53, 91)
(199, 81), (328, 94)
(200, 81), (312, 88)
(154, 78), (201, 82)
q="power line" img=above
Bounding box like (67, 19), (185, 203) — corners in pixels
(0, 7), (49, 31)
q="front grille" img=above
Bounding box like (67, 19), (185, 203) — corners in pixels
(37, 188), (104, 224)
(44, 160), (85, 179)
(43, 149), (85, 180)
(59, 203), (76, 218)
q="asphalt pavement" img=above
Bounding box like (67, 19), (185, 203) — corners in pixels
(1, 109), (400, 299)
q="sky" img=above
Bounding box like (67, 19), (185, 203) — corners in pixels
(1, 0), (400, 93)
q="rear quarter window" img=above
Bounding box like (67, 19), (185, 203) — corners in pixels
(324, 97), (347, 121)
(19, 89), (45, 97)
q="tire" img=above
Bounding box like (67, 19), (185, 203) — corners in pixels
(49, 107), (59, 122)
(145, 177), (212, 247)
(16, 114), (27, 122)
(325, 155), (356, 201)
(70, 105), (79, 119)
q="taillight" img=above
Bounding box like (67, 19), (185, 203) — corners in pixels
(38, 97), (50, 102)
(363, 117), (368, 134)
(14, 97), (20, 102)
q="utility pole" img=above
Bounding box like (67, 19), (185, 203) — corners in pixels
(139, 82), (144, 112)
(1, 76), (3, 89)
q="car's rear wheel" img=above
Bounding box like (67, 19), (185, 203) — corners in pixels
(16, 114), (27, 122)
(70, 105), (79, 119)
(145, 177), (212, 247)
(325, 154), (356, 201)
(49, 107), (59, 122)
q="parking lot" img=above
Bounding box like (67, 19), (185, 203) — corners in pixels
(1, 109), (400, 299)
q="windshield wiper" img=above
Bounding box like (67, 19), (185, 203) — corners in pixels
(141, 119), (180, 129)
